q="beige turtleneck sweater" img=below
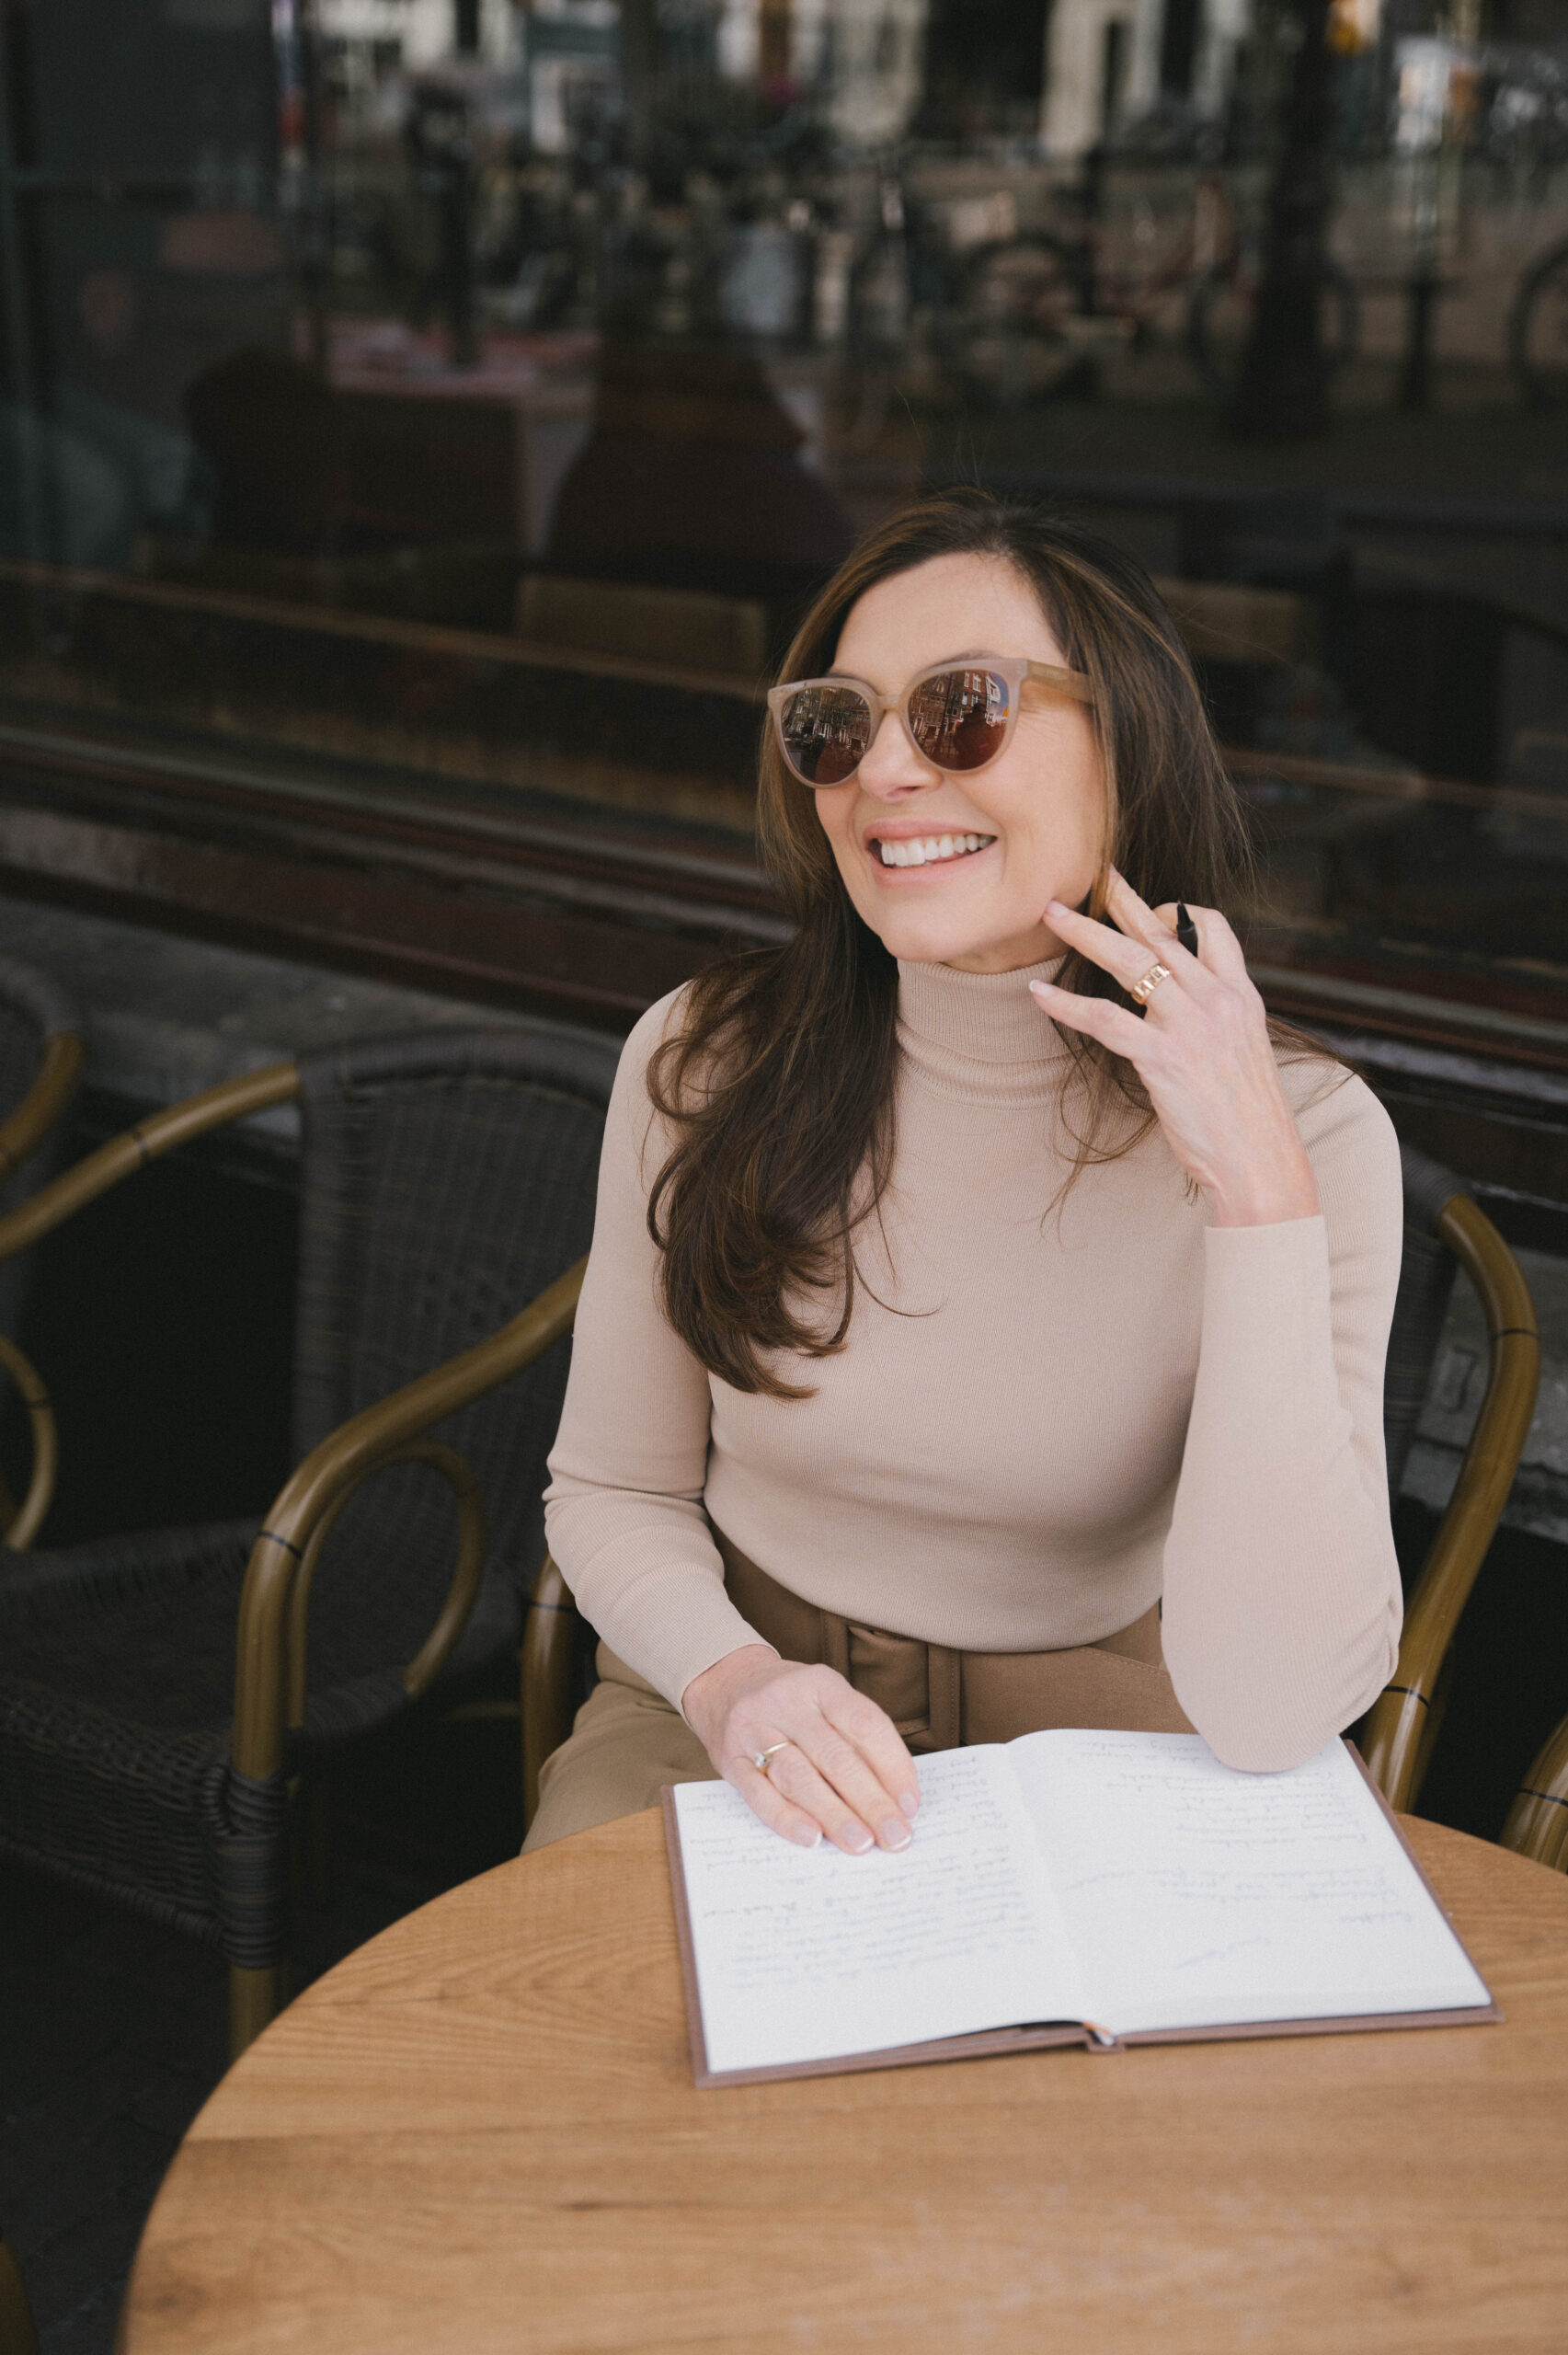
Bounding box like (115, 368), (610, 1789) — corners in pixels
(544, 957), (1404, 1772)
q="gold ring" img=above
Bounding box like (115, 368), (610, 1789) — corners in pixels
(751, 1741), (793, 1776)
(1128, 960), (1172, 1006)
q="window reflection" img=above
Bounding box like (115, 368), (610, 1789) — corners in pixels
(0, 0), (1563, 1039)
(907, 666), (1008, 769)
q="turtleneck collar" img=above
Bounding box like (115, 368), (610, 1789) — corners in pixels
(896, 955), (1073, 1104)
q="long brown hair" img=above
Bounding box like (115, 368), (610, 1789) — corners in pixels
(647, 488), (1310, 1397)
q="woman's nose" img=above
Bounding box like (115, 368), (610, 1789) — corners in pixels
(855, 709), (936, 798)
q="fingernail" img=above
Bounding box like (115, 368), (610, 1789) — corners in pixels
(791, 1821), (821, 1848)
(843, 1825), (874, 1855)
(899, 1789), (920, 1818)
(879, 1819), (912, 1851)
(1028, 980), (1054, 999)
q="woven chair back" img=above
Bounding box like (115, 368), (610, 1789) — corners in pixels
(1384, 1143), (1466, 1502)
(0, 954), (82, 1339)
(287, 1027), (619, 1723)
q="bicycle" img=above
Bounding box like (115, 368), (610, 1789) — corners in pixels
(930, 171), (1240, 408)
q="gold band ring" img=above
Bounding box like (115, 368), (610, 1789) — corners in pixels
(1128, 960), (1172, 1006)
(751, 1741), (793, 1775)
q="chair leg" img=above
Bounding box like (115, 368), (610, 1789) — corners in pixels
(229, 1964), (284, 2062)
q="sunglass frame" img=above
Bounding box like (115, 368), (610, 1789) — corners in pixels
(767, 654), (1094, 789)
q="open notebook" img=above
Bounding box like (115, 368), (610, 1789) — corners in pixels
(662, 1730), (1498, 2086)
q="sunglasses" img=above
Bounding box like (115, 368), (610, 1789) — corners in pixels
(767, 655), (1094, 789)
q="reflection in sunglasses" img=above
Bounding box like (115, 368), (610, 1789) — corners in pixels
(909, 668), (1010, 769)
(781, 665), (1015, 787)
(782, 684), (875, 784)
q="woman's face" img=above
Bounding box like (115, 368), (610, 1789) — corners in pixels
(811, 552), (1105, 972)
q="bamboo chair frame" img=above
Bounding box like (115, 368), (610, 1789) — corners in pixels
(0, 1028), (83, 1191)
(1504, 1717), (1568, 1872)
(521, 1553), (582, 1832)
(0, 1063), (298, 1550)
(0, 1007), (84, 1545)
(0, 1059), (588, 2056)
(1360, 1193), (1540, 1814)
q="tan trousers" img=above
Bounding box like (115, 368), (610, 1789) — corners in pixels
(523, 1644), (719, 1851)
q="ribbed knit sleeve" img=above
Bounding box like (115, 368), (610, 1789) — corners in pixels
(543, 993), (772, 1710)
(1159, 1066), (1404, 1771)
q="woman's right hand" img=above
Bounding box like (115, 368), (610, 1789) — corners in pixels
(681, 1644), (921, 1854)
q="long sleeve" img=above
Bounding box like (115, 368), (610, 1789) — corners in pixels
(1159, 1067), (1405, 1771)
(543, 994), (770, 1709)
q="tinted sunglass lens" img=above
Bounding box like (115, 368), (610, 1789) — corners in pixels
(781, 684), (874, 785)
(908, 667), (1012, 772)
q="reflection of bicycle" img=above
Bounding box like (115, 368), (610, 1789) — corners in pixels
(927, 172), (1351, 412)
(931, 176), (1244, 408)
(1509, 239), (1568, 404)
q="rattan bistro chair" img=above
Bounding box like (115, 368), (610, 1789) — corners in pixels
(521, 1143), (1540, 1838)
(0, 954), (84, 1233)
(1360, 1147), (1539, 1812)
(0, 955), (85, 1546)
(0, 1026), (617, 2056)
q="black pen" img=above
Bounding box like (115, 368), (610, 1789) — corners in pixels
(1175, 902), (1198, 959)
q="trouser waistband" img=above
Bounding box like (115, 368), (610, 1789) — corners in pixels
(713, 1525), (1194, 1750)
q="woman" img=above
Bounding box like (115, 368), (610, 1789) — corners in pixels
(531, 488), (1402, 1858)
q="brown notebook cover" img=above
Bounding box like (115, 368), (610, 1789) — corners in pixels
(660, 1749), (1501, 2089)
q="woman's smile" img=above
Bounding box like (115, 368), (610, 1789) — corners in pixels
(865, 825), (998, 872)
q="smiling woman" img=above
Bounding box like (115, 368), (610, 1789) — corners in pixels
(807, 570), (1109, 976)
(531, 488), (1405, 1861)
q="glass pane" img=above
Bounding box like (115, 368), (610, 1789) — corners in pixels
(0, 0), (1562, 1086)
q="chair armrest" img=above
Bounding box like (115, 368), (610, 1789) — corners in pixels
(1362, 1194), (1540, 1810)
(0, 1028), (85, 1183)
(0, 1332), (57, 1549)
(283, 1436), (489, 1724)
(233, 1255), (587, 1782)
(1502, 1716), (1568, 1873)
(0, 1060), (300, 1263)
(0, 1060), (301, 1547)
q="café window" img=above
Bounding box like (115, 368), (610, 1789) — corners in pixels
(0, 0), (1565, 1075)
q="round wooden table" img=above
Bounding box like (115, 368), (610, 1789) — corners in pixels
(124, 1810), (1568, 2354)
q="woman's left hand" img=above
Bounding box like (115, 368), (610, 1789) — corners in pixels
(1029, 869), (1320, 1228)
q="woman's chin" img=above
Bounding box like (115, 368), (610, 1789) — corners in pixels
(866, 907), (1052, 971)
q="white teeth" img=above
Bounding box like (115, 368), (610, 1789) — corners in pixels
(876, 833), (993, 868)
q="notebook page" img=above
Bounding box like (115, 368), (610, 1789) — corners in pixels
(1007, 1730), (1491, 2038)
(672, 1746), (1087, 2075)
